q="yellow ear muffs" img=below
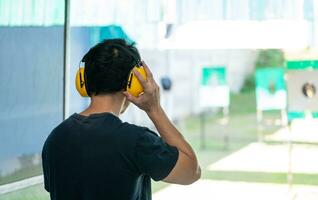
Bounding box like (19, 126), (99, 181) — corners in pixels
(75, 67), (89, 97)
(127, 65), (147, 97)
(75, 63), (146, 98)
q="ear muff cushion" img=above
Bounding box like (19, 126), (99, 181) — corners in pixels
(75, 67), (89, 97)
(127, 66), (147, 97)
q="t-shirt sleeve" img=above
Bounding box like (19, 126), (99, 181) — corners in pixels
(134, 128), (179, 181)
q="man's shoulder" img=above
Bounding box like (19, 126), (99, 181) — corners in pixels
(43, 117), (74, 145)
(116, 122), (159, 154)
(50, 116), (75, 135)
(113, 122), (157, 148)
(119, 122), (158, 137)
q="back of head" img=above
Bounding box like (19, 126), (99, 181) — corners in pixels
(82, 39), (141, 96)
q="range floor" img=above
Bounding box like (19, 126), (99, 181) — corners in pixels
(208, 142), (318, 174)
(153, 180), (318, 200)
(265, 119), (318, 143)
(154, 141), (318, 200)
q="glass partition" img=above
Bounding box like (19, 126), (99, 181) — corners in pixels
(0, 0), (65, 185)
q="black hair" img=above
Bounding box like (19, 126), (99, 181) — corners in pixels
(82, 39), (141, 96)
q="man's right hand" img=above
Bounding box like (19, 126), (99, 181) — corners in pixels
(123, 61), (161, 115)
(124, 61), (201, 185)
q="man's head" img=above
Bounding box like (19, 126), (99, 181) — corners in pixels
(82, 39), (141, 113)
(82, 39), (141, 96)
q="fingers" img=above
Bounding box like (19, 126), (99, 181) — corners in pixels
(141, 61), (153, 79)
(133, 69), (148, 91)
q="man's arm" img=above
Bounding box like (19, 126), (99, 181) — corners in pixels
(147, 106), (201, 184)
(124, 61), (201, 185)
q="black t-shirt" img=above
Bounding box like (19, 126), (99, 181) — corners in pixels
(42, 112), (178, 200)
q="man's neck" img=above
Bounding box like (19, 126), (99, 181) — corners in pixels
(80, 93), (123, 117)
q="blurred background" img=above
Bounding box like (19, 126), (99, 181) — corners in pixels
(0, 0), (318, 199)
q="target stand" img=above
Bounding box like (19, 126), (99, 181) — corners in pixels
(285, 60), (318, 198)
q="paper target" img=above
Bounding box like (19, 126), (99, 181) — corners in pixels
(286, 70), (318, 112)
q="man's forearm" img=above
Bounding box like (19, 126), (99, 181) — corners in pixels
(147, 106), (197, 161)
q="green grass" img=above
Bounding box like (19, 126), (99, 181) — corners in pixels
(1, 90), (315, 200)
(0, 185), (49, 200)
(0, 165), (43, 186)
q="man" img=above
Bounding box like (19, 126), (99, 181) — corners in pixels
(42, 39), (200, 200)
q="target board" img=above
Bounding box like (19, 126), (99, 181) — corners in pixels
(255, 68), (287, 111)
(200, 66), (229, 108)
(286, 70), (318, 112)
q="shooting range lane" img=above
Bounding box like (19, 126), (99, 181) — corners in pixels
(207, 142), (318, 174)
(153, 179), (318, 200)
(266, 119), (318, 143)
